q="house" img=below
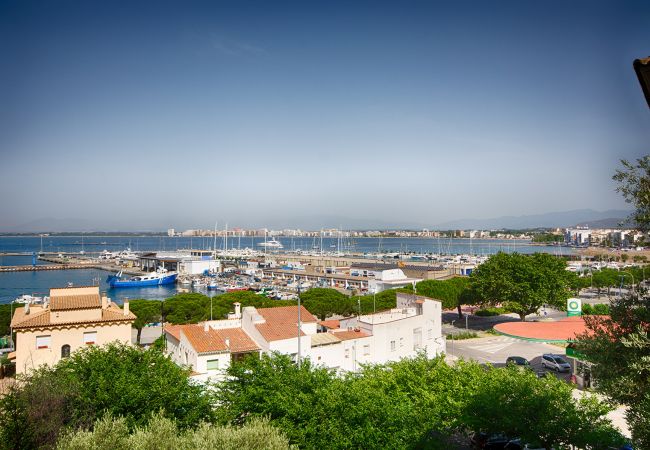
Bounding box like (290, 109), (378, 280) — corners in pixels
(164, 292), (445, 381)
(10, 286), (136, 375)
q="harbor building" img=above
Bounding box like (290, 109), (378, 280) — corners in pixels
(163, 292), (445, 382)
(10, 286), (136, 375)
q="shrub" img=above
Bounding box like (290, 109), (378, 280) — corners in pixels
(57, 413), (293, 450)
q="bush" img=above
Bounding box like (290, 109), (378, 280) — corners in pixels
(474, 307), (506, 316)
(582, 303), (610, 315)
(57, 413), (293, 450)
(449, 331), (479, 340)
(0, 343), (214, 449)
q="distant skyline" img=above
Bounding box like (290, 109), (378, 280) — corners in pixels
(1, 1), (649, 231)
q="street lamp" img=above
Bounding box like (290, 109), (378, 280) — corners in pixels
(450, 319), (456, 356)
(620, 271), (635, 294)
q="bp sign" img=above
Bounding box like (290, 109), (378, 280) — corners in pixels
(567, 298), (582, 316)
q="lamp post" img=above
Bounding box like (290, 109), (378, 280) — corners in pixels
(297, 280), (301, 369)
(450, 319), (456, 356)
(620, 271), (635, 294)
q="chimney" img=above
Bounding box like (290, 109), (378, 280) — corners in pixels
(204, 322), (209, 332)
(234, 302), (241, 319)
(24, 303), (30, 315)
(101, 295), (108, 309)
(123, 299), (129, 316)
(225, 338), (230, 349)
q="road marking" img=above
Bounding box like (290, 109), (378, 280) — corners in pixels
(467, 342), (514, 354)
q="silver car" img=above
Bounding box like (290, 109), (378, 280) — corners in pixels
(541, 354), (571, 372)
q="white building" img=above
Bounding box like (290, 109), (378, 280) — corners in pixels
(368, 268), (421, 294)
(163, 293), (445, 381)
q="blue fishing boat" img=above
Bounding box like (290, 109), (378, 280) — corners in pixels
(107, 268), (177, 288)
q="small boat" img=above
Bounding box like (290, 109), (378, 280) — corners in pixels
(179, 278), (192, 286)
(192, 279), (207, 288)
(207, 281), (218, 290)
(258, 238), (284, 249)
(14, 294), (47, 305)
(107, 268), (177, 288)
(227, 286), (249, 292)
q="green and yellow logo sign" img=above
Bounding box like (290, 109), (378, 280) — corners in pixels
(567, 298), (582, 317)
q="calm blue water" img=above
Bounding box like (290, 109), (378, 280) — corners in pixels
(0, 236), (573, 304)
(0, 235), (570, 255)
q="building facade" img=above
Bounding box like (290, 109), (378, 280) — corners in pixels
(163, 292), (445, 381)
(10, 286), (136, 375)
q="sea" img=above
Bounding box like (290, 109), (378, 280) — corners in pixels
(0, 235), (574, 305)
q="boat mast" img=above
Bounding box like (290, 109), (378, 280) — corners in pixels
(213, 221), (218, 255)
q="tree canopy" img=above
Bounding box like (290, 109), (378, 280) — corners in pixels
(0, 343), (214, 449)
(469, 252), (573, 320)
(414, 277), (474, 318)
(575, 291), (650, 448)
(613, 156), (650, 232)
(214, 353), (624, 449)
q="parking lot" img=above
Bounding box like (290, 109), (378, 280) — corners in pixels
(447, 335), (571, 381)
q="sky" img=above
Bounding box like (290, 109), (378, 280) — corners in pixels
(1, 0), (649, 231)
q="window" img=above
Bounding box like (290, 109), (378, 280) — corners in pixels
(390, 340), (396, 352)
(83, 331), (97, 345)
(427, 328), (432, 340)
(399, 337), (404, 348)
(36, 335), (51, 349)
(363, 344), (370, 356)
(413, 327), (422, 350)
(61, 345), (71, 358)
(345, 348), (350, 359)
(206, 359), (220, 371)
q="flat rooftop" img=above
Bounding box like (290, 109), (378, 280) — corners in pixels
(359, 307), (418, 324)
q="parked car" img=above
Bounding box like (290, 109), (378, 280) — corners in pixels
(541, 354), (571, 372)
(470, 432), (511, 449)
(506, 356), (531, 369)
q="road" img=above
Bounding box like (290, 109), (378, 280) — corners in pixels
(447, 334), (571, 381)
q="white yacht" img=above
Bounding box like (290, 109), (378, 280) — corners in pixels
(258, 238), (284, 249)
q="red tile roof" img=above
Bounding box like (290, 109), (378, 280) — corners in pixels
(319, 319), (340, 330)
(331, 330), (371, 341)
(11, 303), (135, 330)
(255, 305), (317, 342)
(164, 324), (183, 341)
(177, 325), (260, 354)
(50, 286), (102, 311)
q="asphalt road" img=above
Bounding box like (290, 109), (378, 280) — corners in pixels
(447, 335), (571, 381)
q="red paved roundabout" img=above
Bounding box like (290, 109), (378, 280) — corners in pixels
(494, 316), (589, 343)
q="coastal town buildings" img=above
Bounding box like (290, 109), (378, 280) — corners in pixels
(9, 286), (136, 375)
(163, 292), (445, 382)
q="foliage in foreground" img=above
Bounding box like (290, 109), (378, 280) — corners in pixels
(57, 413), (292, 450)
(0, 343), (213, 450)
(575, 291), (650, 448)
(214, 353), (625, 449)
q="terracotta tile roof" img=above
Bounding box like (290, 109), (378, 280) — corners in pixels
(164, 324), (183, 341)
(332, 330), (371, 341)
(255, 305), (317, 342)
(319, 319), (340, 330)
(11, 303), (136, 330)
(50, 286), (101, 311)
(180, 325), (260, 354)
(258, 305), (318, 323)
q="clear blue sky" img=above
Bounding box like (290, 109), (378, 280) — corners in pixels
(1, 0), (649, 230)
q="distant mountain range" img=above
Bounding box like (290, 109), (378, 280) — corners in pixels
(0, 209), (632, 233)
(432, 209), (632, 230)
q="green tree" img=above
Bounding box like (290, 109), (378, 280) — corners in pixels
(462, 365), (624, 449)
(299, 288), (352, 320)
(129, 299), (162, 344)
(0, 343), (214, 449)
(415, 277), (473, 318)
(613, 156), (650, 231)
(0, 303), (16, 337)
(575, 291), (650, 448)
(469, 252), (573, 321)
(57, 413), (293, 450)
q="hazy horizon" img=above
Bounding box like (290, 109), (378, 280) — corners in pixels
(2, 1), (649, 231)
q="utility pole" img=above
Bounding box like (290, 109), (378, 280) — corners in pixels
(297, 281), (301, 369)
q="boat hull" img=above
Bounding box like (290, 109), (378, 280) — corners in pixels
(109, 273), (177, 288)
